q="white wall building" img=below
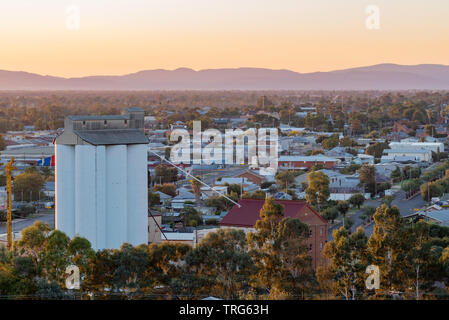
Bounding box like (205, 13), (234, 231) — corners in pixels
(389, 141), (445, 153)
(54, 108), (149, 250)
(382, 148), (432, 163)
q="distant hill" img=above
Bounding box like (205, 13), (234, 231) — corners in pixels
(1, 64), (449, 90)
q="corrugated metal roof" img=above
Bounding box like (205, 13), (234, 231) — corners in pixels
(73, 129), (148, 145)
(68, 115), (128, 121)
(423, 210), (449, 225)
(279, 155), (338, 162)
(385, 148), (431, 154)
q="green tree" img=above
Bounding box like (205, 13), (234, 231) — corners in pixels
(13, 169), (45, 202)
(155, 165), (178, 183)
(148, 191), (161, 207)
(358, 164), (376, 195)
(242, 190), (266, 199)
(390, 166), (402, 183)
(186, 229), (254, 299)
(368, 205), (408, 294)
(320, 227), (369, 299)
(421, 182), (443, 202)
(247, 197), (314, 299)
(349, 193), (365, 209)
(42, 230), (70, 285)
(322, 135), (339, 150)
(403, 221), (438, 299)
(180, 207), (202, 227)
(365, 142), (388, 158)
(15, 221), (51, 269)
(336, 201), (350, 218)
(424, 125), (436, 137)
(321, 206), (339, 223)
(275, 171), (295, 192)
(0, 134), (6, 151)
(153, 183), (177, 197)
(226, 183), (242, 197)
(190, 176), (203, 203)
(146, 242), (192, 298)
(305, 170), (330, 210)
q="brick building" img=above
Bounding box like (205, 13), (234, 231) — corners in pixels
(219, 199), (328, 269)
(234, 170), (267, 185)
(278, 155), (338, 170)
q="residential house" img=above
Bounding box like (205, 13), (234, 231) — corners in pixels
(234, 170), (267, 185)
(381, 148), (432, 163)
(219, 199), (328, 269)
(278, 155), (339, 170)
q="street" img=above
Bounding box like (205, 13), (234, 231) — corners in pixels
(0, 212), (55, 236)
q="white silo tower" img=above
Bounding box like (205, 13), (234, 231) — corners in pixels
(54, 108), (149, 250)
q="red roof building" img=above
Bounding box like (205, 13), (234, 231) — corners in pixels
(220, 199), (328, 269)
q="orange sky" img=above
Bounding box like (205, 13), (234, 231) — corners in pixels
(0, 0), (448, 77)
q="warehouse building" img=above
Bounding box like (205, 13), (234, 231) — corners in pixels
(54, 108), (149, 250)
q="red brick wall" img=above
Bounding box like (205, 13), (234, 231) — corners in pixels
(296, 206), (328, 269)
(237, 172), (264, 185)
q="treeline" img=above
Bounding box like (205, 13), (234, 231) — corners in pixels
(0, 90), (448, 133)
(318, 204), (449, 300)
(0, 197), (316, 299)
(2, 198), (449, 300)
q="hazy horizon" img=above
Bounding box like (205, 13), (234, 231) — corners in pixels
(2, 63), (449, 79)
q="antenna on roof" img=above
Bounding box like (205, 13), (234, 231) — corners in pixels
(148, 149), (241, 208)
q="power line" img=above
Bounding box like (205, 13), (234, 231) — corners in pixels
(148, 149), (241, 208)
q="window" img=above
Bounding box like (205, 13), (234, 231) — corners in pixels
(320, 228), (323, 236)
(309, 244), (312, 251)
(104, 120), (107, 125)
(320, 242), (323, 251)
(309, 229), (312, 237)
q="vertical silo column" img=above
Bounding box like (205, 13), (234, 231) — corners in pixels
(95, 146), (106, 250)
(75, 145), (97, 249)
(106, 145), (128, 249)
(127, 144), (148, 246)
(55, 144), (75, 238)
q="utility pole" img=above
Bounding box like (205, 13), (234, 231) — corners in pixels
(5, 158), (16, 250)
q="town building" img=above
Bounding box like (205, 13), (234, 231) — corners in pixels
(54, 108), (149, 250)
(218, 199), (328, 268)
(278, 155), (339, 170)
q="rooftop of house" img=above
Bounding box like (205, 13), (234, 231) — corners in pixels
(279, 155), (338, 162)
(219, 199), (327, 228)
(384, 148), (432, 154)
(406, 210), (449, 226)
(0, 145), (55, 157)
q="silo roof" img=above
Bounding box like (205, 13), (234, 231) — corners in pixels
(73, 129), (148, 145)
(68, 115), (128, 121)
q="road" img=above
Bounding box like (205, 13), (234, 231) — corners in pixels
(0, 212), (55, 235)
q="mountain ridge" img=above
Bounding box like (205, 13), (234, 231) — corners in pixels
(1, 63), (449, 90)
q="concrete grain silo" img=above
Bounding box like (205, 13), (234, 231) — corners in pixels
(54, 108), (148, 250)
